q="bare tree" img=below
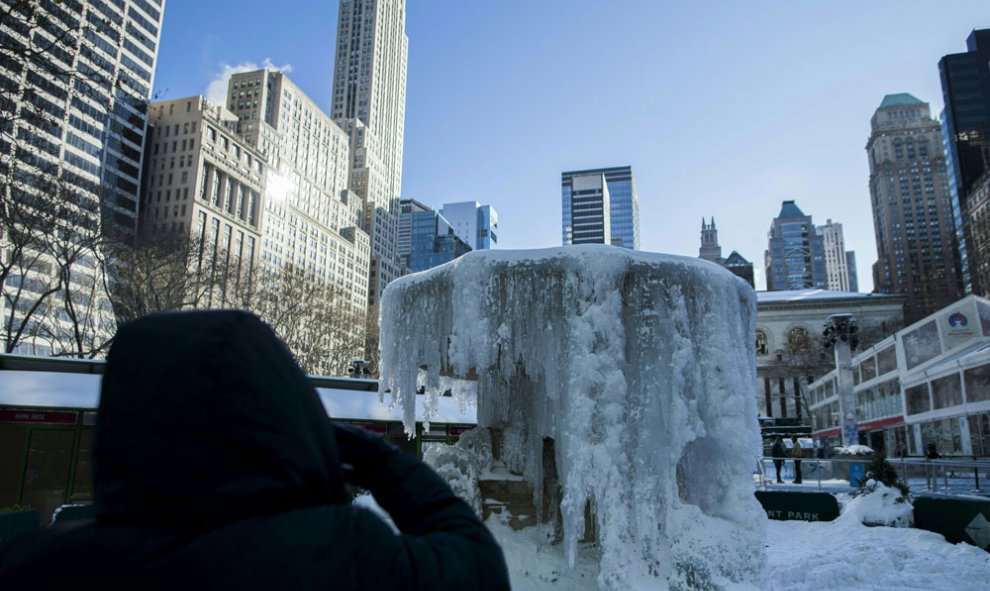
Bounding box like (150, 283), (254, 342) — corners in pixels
(233, 265), (366, 376)
(1, 155), (67, 354)
(363, 308), (380, 377)
(105, 232), (219, 325)
(42, 196), (114, 358)
(290, 284), (365, 377)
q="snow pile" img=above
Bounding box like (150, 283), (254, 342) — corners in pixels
(423, 442), (483, 517)
(487, 517), (600, 591)
(838, 481), (913, 527)
(767, 512), (989, 591)
(380, 246), (766, 590)
(834, 445), (874, 455)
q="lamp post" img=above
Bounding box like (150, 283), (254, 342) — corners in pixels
(823, 314), (859, 447)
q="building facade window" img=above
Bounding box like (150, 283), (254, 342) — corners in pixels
(787, 327), (813, 353)
(756, 330), (769, 356)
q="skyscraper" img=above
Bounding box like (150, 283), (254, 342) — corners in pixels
(866, 94), (961, 322)
(0, 0), (165, 355)
(939, 29), (990, 295)
(817, 219), (853, 292)
(562, 172), (610, 245)
(764, 200), (827, 291)
(226, 70), (370, 311)
(330, 0), (408, 308)
(846, 251), (860, 292)
(723, 252), (755, 288)
(142, 97), (266, 298)
(439, 201), (498, 250)
(398, 199), (471, 273)
(561, 166), (639, 249)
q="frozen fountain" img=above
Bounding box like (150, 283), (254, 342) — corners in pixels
(379, 245), (766, 590)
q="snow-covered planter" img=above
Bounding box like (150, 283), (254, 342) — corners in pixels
(380, 246), (766, 591)
(839, 480), (913, 527)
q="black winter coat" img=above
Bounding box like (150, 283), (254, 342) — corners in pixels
(0, 311), (509, 590)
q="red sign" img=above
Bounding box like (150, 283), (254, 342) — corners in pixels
(859, 415), (905, 431)
(349, 421), (388, 434)
(448, 425), (475, 436)
(0, 409), (78, 425)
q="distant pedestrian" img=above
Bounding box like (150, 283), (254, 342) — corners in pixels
(925, 443), (940, 460)
(791, 436), (803, 484)
(771, 437), (786, 483)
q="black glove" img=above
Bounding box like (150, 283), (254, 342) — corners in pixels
(333, 422), (400, 490)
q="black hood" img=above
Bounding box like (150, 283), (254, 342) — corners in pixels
(94, 310), (347, 528)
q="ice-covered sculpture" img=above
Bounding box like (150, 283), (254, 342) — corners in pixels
(380, 245), (766, 590)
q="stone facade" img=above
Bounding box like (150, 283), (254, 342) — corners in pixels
(756, 290), (905, 422)
(143, 97), (266, 283)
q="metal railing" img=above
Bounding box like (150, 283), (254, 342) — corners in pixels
(757, 455), (990, 495)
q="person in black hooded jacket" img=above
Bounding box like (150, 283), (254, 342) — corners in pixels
(0, 310), (510, 590)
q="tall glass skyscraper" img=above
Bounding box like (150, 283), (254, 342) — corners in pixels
(939, 29), (990, 295)
(561, 166), (639, 249)
(439, 201), (498, 250)
(398, 199), (470, 273)
(764, 200), (827, 291)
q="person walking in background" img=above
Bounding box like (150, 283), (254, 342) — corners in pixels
(791, 436), (803, 484)
(924, 442), (942, 490)
(0, 310), (510, 590)
(771, 436), (786, 483)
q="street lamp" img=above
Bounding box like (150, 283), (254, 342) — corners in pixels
(823, 314), (859, 447)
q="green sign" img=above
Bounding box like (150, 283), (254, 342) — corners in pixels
(755, 490), (840, 522)
(914, 496), (990, 552)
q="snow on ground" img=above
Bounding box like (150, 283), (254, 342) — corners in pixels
(484, 484), (990, 591)
(766, 517), (989, 591)
(492, 514), (990, 591)
(487, 518), (600, 591)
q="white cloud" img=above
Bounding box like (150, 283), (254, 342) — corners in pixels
(204, 58), (293, 106)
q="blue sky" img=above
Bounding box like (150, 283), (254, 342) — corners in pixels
(154, 1), (990, 291)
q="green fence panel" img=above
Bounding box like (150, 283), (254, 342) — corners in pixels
(0, 509), (39, 550)
(755, 490), (840, 522)
(913, 496), (990, 552)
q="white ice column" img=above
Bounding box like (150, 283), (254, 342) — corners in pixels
(379, 245), (767, 591)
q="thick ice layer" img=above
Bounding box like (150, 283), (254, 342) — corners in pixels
(380, 245), (766, 590)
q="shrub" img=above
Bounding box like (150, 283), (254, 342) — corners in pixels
(859, 451), (909, 498)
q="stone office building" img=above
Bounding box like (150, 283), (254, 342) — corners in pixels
(142, 97), (266, 285)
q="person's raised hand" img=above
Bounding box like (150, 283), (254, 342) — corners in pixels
(333, 422), (400, 490)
